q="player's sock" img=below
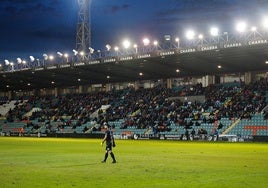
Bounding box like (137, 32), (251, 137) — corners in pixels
(110, 152), (116, 163)
(103, 153), (108, 162)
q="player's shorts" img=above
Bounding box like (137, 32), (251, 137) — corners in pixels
(106, 143), (112, 151)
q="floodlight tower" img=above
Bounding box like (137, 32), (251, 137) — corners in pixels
(76, 0), (92, 54)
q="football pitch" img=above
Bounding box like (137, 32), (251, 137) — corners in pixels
(0, 137), (267, 188)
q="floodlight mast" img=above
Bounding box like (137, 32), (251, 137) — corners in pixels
(76, 0), (92, 59)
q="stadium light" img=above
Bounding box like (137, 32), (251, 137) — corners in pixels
(57, 52), (63, 57)
(17, 58), (22, 64)
(7, 61), (15, 71)
(64, 53), (69, 62)
(133, 44), (138, 53)
(143, 38), (150, 46)
(36, 59), (40, 66)
(49, 55), (54, 61)
(79, 51), (84, 56)
(43, 54), (48, 60)
(251, 26), (257, 31)
(105, 44), (111, 51)
(153, 40), (158, 46)
(236, 21), (247, 33)
(175, 38), (180, 48)
(97, 50), (102, 58)
(114, 46), (119, 51)
(186, 30), (195, 40)
(72, 49), (78, 56)
(210, 27), (219, 36)
(4, 60), (9, 65)
(89, 47), (95, 54)
(29, 56), (35, 62)
(198, 34), (204, 39)
(122, 39), (131, 49)
(164, 35), (171, 41)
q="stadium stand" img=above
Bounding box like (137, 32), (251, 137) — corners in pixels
(0, 78), (268, 141)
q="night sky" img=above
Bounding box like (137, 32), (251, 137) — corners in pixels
(0, 0), (268, 63)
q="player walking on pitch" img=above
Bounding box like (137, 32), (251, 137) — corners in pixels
(101, 123), (116, 163)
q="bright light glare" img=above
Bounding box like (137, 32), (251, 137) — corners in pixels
(79, 51), (84, 56)
(236, 22), (247, 32)
(210, 27), (219, 36)
(153, 40), (158, 46)
(49, 55), (54, 60)
(262, 17), (268, 28)
(114, 46), (119, 51)
(198, 34), (204, 39)
(122, 40), (131, 49)
(186, 30), (195, 40)
(251, 26), (257, 31)
(143, 38), (150, 46)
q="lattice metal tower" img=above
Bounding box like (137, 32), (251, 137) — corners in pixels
(76, 0), (92, 53)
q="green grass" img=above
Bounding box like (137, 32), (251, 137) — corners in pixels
(0, 137), (268, 188)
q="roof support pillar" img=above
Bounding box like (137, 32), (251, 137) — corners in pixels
(245, 72), (252, 85)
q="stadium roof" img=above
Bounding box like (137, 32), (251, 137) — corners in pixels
(1, 44), (268, 92)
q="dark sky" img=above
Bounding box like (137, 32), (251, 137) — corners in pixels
(0, 0), (268, 63)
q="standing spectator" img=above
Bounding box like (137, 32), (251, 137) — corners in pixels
(185, 129), (190, 140)
(19, 127), (24, 136)
(191, 128), (196, 140)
